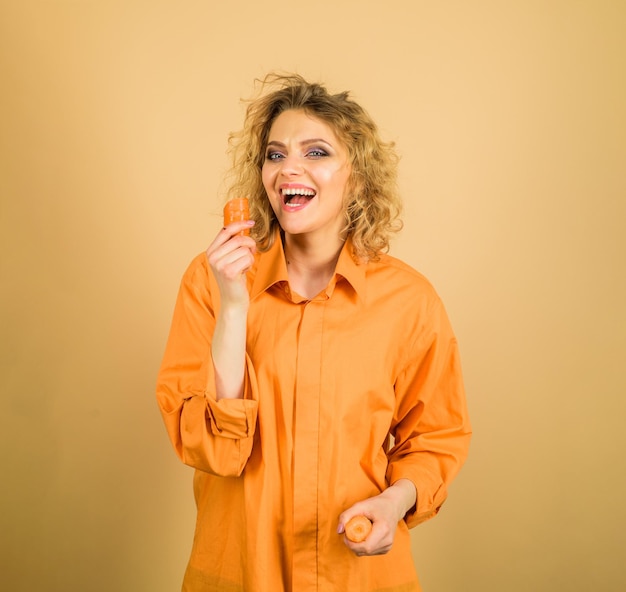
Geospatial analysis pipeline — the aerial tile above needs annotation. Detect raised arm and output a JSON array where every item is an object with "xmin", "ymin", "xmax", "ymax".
[
  {"xmin": 156, "ymin": 219, "xmax": 258, "ymax": 477},
  {"xmin": 206, "ymin": 220, "xmax": 256, "ymax": 400}
]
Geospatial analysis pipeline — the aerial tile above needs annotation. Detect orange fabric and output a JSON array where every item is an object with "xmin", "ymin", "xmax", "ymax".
[{"xmin": 156, "ymin": 236, "xmax": 471, "ymax": 591}]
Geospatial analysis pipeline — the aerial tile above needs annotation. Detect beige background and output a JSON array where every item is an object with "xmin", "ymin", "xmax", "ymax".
[{"xmin": 1, "ymin": 1, "xmax": 624, "ymax": 590}]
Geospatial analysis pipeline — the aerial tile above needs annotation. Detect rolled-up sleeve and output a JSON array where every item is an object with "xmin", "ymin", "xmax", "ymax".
[{"xmin": 156, "ymin": 254, "xmax": 259, "ymax": 477}]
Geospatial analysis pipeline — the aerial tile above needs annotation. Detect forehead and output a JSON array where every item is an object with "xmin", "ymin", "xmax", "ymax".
[{"xmin": 267, "ymin": 109, "xmax": 344, "ymax": 145}]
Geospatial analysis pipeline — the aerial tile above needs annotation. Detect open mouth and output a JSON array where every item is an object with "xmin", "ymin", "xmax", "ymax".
[{"xmin": 281, "ymin": 187, "xmax": 317, "ymax": 206}]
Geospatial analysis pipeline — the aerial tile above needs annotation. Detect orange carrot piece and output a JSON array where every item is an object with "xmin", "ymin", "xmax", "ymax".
[
  {"xmin": 344, "ymin": 515, "xmax": 372, "ymax": 543},
  {"xmin": 223, "ymin": 197, "xmax": 250, "ymax": 236}
]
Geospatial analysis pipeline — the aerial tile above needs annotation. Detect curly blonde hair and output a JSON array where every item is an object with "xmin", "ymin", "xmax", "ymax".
[{"xmin": 225, "ymin": 73, "xmax": 402, "ymax": 260}]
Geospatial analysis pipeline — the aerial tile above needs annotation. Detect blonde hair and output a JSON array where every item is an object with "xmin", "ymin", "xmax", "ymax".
[{"xmin": 225, "ymin": 73, "xmax": 402, "ymax": 260}]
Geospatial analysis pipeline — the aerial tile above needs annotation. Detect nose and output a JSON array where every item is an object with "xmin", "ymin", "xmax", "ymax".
[{"xmin": 279, "ymin": 153, "xmax": 303, "ymax": 177}]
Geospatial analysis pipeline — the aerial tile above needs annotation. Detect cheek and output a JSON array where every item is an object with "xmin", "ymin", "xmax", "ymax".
[
  {"xmin": 329, "ymin": 167, "xmax": 351, "ymax": 197},
  {"xmin": 261, "ymin": 165, "xmax": 272, "ymax": 192},
  {"xmin": 316, "ymin": 163, "xmax": 345, "ymax": 186},
  {"xmin": 261, "ymin": 167, "xmax": 281, "ymax": 215}
]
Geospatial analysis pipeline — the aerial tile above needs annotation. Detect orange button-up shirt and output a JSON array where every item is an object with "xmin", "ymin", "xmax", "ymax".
[{"xmin": 156, "ymin": 236, "xmax": 471, "ymax": 592}]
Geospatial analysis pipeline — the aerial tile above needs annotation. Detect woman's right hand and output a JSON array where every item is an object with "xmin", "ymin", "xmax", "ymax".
[
  {"xmin": 207, "ymin": 219, "xmax": 256, "ymax": 400},
  {"xmin": 206, "ymin": 220, "xmax": 256, "ymax": 308}
]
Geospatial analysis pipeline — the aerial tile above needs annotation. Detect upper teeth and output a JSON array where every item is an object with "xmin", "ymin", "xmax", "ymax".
[{"xmin": 282, "ymin": 188, "xmax": 315, "ymax": 196}]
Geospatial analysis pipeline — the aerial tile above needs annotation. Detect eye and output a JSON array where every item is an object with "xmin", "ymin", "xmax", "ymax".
[
  {"xmin": 306, "ymin": 148, "xmax": 328, "ymax": 159},
  {"xmin": 265, "ymin": 151, "xmax": 284, "ymax": 161}
]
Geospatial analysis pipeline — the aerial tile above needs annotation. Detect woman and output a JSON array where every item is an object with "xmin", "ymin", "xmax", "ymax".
[{"xmin": 156, "ymin": 73, "xmax": 471, "ymax": 591}]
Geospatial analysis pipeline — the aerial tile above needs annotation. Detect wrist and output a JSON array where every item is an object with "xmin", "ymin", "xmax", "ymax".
[
  {"xmin": 219, "ymin": 300, "xmax": 250, "ymax": 320},
  {"xmin": 381, "ymin": 479, "xmax": 417, "ymax": 521}
]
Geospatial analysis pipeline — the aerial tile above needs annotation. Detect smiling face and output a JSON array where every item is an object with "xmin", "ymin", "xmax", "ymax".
[{"xmin": 261, "ymin": 109, "xmax": 352, "ymax": 244}]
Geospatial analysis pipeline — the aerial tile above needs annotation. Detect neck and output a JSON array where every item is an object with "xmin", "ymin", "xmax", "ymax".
[{"xmin": 283, "ymin": 234, "xmax": 345, "ymax": 299}]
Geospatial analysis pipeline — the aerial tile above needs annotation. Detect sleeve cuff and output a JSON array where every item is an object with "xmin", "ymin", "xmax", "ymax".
[
  {"xmin": 205, "ymin": 397, "xmax": 258, "ymax": 439},
  {"xmin": 387, "ymin": 465, "xmax": 448, "ymax": 527}
]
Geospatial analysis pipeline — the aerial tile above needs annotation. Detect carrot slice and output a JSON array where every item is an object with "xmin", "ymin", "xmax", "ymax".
[
  {"xmin": 344, "ymin": 515, "xmax": 372, "ymax": 543},
  {"xmin": 223, "ymin": 197, "xmax": 250, "ymax": 236}
]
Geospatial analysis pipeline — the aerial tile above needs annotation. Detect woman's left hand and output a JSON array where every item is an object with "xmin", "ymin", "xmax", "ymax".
[{"xmin": 337, "ymin": 479, "xmax": 416, "ymax": 556}]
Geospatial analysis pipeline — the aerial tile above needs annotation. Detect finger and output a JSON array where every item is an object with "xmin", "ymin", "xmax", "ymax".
[
  {"xmin": 337, "ymin": 503, "xmax": 370, "ymax": 531},
  {"xmin": 223, "ymin": 219, "xmax": 255, "ymax": 237},
  {"xmin": 207, "ymin": 235, "xmax": 256, "ymax": 268},
  {"xmin": 206, "ymin": 221, "xmax": 255, "ymax": 256},
  {"xmin": 346, "ymin": 537, "xmax": 392, "ymax": 557},
  {"xmin": 364, "ymin": 545, "xmax": 392, "ymax": 556},
  {"xmin": 212, "ymin": 249, "xmax": 255, "ymax": 279}
]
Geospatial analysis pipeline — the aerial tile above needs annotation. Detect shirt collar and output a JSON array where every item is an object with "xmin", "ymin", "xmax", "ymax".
[
  {"xmin": 249, "ymin": 232, "xmax": 366, "ymax": 301},
  {"xmin": 333, "ymin": 238, "xmax": 366, "ymax": 298},
  {"xmin": 248, "ymin": 234, "xmax": 289, "ymax": 300}
]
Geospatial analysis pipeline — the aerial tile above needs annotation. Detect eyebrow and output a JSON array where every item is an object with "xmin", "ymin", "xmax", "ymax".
[{"xmin": 266, "ymin": 138, "xmax": 333, "ymax": 149}]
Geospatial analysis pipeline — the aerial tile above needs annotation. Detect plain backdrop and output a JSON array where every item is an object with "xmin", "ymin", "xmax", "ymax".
[{"xmin": 1, "ymin": 1, "xmax": 624, "ymax": 590}]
